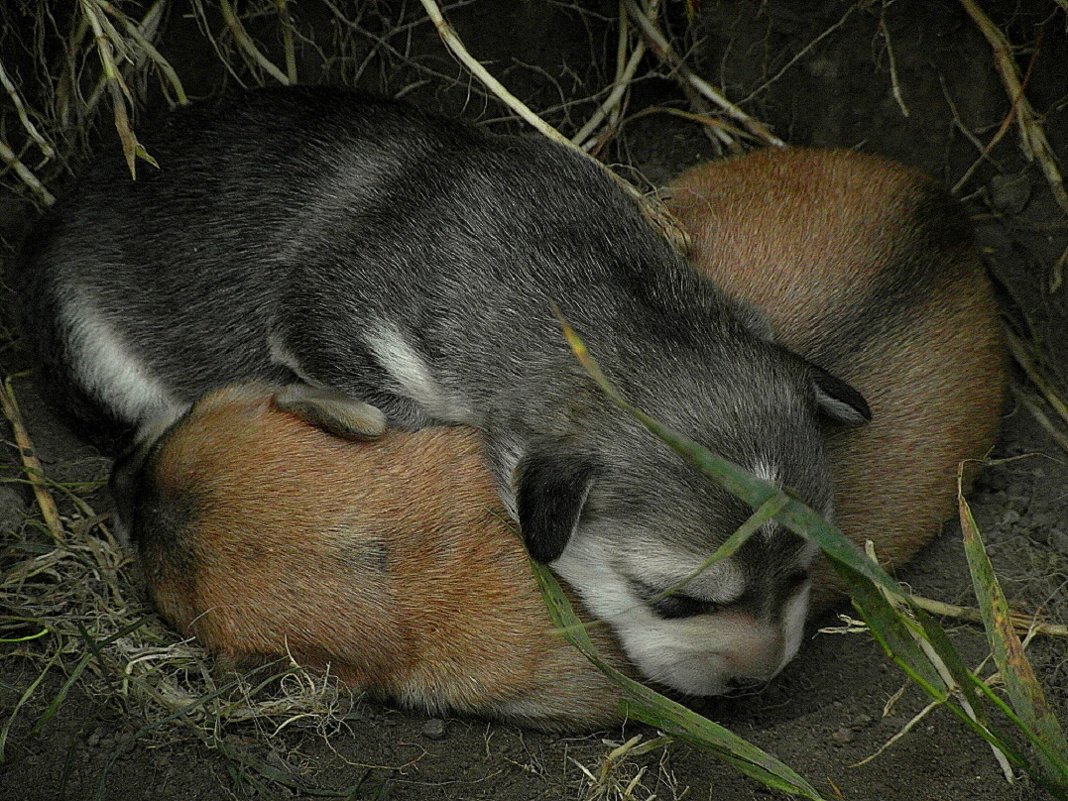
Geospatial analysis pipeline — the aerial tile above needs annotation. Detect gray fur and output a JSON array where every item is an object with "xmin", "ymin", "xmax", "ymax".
[{"xmin": 15, "ymin": 87, "xmax": 867, "ymax": 693}]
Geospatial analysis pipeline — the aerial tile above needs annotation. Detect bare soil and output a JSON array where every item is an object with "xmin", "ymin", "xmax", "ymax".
[{"xmin": 1, "ymin": 1, "xmax": 1066, "ymax": 800}]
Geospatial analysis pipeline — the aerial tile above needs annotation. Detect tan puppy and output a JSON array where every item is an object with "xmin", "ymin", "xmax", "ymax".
[
  {"xmin": 116, "ymin": 383, "xmax": 627, "ymax": 731},
  {"xmin": 667, "ymin": 148, "xmax": 1006, "ymax": 606}
]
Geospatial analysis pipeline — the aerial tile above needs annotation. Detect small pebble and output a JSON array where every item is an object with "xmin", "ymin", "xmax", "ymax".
[
  {"xmin": 831, "ymin": 727, "xmax": 853, "ymax": 745},
  {"xmin": 422, "ymin": 718, "xmax": 447, "ymax": 740},
  {"xmin": 988, "ymin": 173, "xmax": 1032, "ymax": 214},
  {"xmin": 1006, "ymin": 495, "xmax": 1029, "ymax": 515},
  {"xmin": 1048, "ymin": 529, "xmax": 1068, "ymax": 552},
  {"xmin": 1001, "ymin": 510, "xmax": 1021, "ymax": 527}
]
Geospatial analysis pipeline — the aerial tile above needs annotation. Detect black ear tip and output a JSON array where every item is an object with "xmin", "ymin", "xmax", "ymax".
[
  {"xmin": 515, "ymin": 447, "xmax": 598, "ymax": 563},
  {"xmin": 811, "ymin": 367, "xmax": 872, "ymax": 426},
  {"xmin": 524, "ymin": 532, "xmax": 569, "ymax": 564}
]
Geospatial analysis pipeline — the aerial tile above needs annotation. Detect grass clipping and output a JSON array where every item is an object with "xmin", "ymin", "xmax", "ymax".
[{"xmin": 546, "ymin": 314, "xmax": 1068, "ymax": 801}]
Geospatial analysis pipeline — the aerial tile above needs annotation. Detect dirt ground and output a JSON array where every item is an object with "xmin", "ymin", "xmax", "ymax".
[{"xmin": 2, "ymin": 1, "xmax": 1067, "ymax": 800}]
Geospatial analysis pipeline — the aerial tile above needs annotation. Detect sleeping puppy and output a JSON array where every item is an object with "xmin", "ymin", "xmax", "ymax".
[
  {"xmin": 113, "ymin": 382, "xmax": 627, "ymax": 732},
  {"xmin": 17, "ymin": 87, "xmax": 870, "ymax": 697},
  {"xmin": 667, "ymin": 147, "xmax": 1006, "ymax": 607}
]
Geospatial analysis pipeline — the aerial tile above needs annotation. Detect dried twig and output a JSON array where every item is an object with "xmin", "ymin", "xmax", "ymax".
[
  {"xmin": 417, "ymin": 0, "xmax": 691, "ymax": 253},
  {"xmin": 0, "ymin": 137, "xmax": 55, "ymax": 205},
  {"xmin": 0, "ymin": 58, "xmax": 55, "ymax": 158},
  {"xmin": 0, "ymin": 376, "xmax": 65, "ymax": 545},
  {"xmin": 622, "ymin": 0, "xmax": 784, "ymax": 147},
  {"xmin": 219, "ymin": 0, "xmax": 291, "ymax": 85},
  {"xmin": 959, "ymin": 0, "xmax": 1068, "ymax": 290}
]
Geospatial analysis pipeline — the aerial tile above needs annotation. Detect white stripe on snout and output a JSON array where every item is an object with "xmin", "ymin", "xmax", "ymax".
[
  {"xmin": 778, "ymin": 580, "xmax": 811, "ymax": 672},
  {"xmin": 63, "ymin": 298, "xmax": 180, "ymax": 425},
  {"xmin": 752, "ymin": 460, "xmax": 782, "ymax": 540},
  {"xmin": 367, "ymin": 321, "xmax": 471, "ymax": 422}
]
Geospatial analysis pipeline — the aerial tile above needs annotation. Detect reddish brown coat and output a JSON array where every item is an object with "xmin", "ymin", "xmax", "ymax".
[{"xmin": 136, "ymin": 384, "xmax": 626, "ymax": 730}]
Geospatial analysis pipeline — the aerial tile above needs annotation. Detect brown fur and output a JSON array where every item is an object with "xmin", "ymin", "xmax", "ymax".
[
  {"xmin": 131, "ymin": 384, "xmax": 627, "ymax": 731},
  {"xmin": 667, "ymin": 148, "xmax": 1007, "ymax": 606}
]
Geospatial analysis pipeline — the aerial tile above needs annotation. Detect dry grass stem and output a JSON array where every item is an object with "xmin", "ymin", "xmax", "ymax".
[
  {"xmin": 80, "ymin": 0, "xmax": 155, "ymax": 178},
  {"xmin": 219, "ymin": 0, "xmax": 292, "ymax": 85},
  {"xmin": 0, "ymin": 377, "xmax": 65, "ymax": 545},
  {"xmin": 851, "ymin": 697, "xmax": 941, "ymax": 768},
  {"xmin": 863, "ymin": 542, "xmax": 1015, "ymax": 781},
  {"xmin": 0, "ymin": 138, "xmax": 55, "ymax": 206},
  {"xmin": 274, "ymin": 0, "xmax": 299, "ymax": 84},
  {"xmin": 959, "ymin": 0, "xmax": 1068, "ymax": 242},
  {"xmin": 740, "ymin": 4, "xmax": 856, "ymax": 107},
  {"xmin": 99, "ymin": 0, "xmax": 188, "ymax": 105},
  {"xmin": 0, "ymin": 59, "xmax": 55, "ymax": 159},
  {"xmin": 572, "ymin": 26, "xmax": 646, "ymax": 148},
  {"xmin": 417, "ymin": 0, "xmax": 569, "ymax": 146},
  {"xmin": 1005, "ymin": 328, "xmax": 1068, "ymax": 433},
  {"xmin": 907, "ymin": 590, "xmax": 1068, "ymax": 639},
  {"xmin": 417, "ymin": 0, "xmax": 692, "ymax": 254},
  {"xmin": 878, "ymin": 2, "xmax": 909, "ymax": 117},
  {"xmin": 1015, "ymin": 388, "xmax": 1068, "ymax": 456},
  {"xmin": 622, "ymin": 0, "xmax": 783, "ymax": 147}
]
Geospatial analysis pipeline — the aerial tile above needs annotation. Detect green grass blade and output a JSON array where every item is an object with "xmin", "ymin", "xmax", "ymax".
[
  {"xmin": 832, "ymin": 560, "xmax": 948, "ymax": 695},
  {"xmin": 31, "ymin": 616, "xmax": 150, "ymax": 736},
  {"xmin": 0, "ymin": 649, "xmax": 60, "ymax": 763},
  {"xmin": 959, "ymin": 486, "xmax": 1068, "ymax": 789}
]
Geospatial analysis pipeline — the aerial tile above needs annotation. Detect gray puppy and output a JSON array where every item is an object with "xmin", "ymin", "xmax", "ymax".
[{"xmin": 16, "ymin": 86, "xmax": 869, "ymax": 695}]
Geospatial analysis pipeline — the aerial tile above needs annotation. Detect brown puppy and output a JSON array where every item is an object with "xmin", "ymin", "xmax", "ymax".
[
  {"xmin": 116, "ymin": 383, "xmax": 627, "ymax": 731},
  {"xmin": 667, "ymin": 148, "xmax": 1006, "ymax": 606}
]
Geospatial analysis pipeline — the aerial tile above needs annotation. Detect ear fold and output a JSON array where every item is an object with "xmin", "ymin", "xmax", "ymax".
[
  {"xmin": 809, "ymin": 365, "xmax": 872, "ymax": 426},
  {"xmin": 514, "ymin": 447, "xmax": 599, "ymax": 563},
  {"xmin": 729, "ymin": 296, "xmax": 776, "ymax": 343},
  {"xmin": 273, "ymin": 384, "xmax": 387, "ymax": 439}
]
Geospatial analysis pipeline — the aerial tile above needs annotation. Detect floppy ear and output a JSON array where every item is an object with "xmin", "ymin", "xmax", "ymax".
[
  {"xmin": 514, "ymin": 447, "xmax": 599, "ymax": 563},
  {"xmin": 273, "ymin": 384, "xmax": 387, "ymax": 439},
  {"xmin": 809, "ymin": 365, "xmax": 872, "ymax": 426}
]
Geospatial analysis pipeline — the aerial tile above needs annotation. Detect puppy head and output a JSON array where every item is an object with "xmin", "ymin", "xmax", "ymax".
[{"xmin": 515, "ymin": 348, "xmax": 868, "ymax": 696}]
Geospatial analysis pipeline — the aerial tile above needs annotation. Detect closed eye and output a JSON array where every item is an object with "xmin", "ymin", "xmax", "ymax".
[
  {"xmin": 650, "ymin": 593, "xmax": 720, "ymax": 620},
  {"xmin": 782, "ymin": 570, "xmax": 810, "ymax": 594},
  {"xmin": 630, "ymin": 578, "xmax": 722, "ymax": 619}
]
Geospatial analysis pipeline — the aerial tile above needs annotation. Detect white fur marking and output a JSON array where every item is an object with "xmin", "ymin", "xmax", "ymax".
[
  {"xmin": 63, "ymin": 298, "xmax": 179, "ymax": 425},
  {"xmin": 778, "ymin": 581, "xmax": 811, "ymax": 672},
  {"xmin": 367, "ymin": 322, "xmax": 469, "ymax": 421},
  {"xmin": 753, "ymin": 459, "xmax": 783, "ymax": 540}
]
